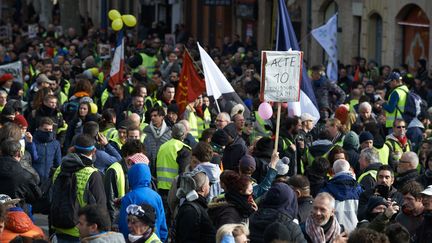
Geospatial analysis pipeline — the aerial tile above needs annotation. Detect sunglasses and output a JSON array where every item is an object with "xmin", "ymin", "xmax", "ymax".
[
  {"xmin": 126, "ymin": 204, "xmax": 146, "ymax": 217},
  {"xmin": 396, "ymin": 126, "xmax": 406, "ymax": 129}
]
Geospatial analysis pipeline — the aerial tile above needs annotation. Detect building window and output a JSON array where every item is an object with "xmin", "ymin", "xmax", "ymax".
[
  {"xmin": 368, "ymin": 13, "xmax": 383, "ymax": 65},
  {"xmin": 204, "ymin": 0, "xmax": 231, "ymax": 5}
]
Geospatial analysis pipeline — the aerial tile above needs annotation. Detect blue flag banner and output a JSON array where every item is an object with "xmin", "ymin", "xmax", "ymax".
[{"xmin": 277, "ymin": 0, "xmax": 320, "ymax": 123}]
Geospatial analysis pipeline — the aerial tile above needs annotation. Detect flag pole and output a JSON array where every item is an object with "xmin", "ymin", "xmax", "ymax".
[
  {"xmin": 184, "ymin": 47, "xmax": 204, "ymax": 76},
  {"xmin": 214, "ymin": 97, "xmax": 221, "ymax": 113},
  {"xmin": 274, "ymin": 102, "xmax": 281, "ymax": 153}
]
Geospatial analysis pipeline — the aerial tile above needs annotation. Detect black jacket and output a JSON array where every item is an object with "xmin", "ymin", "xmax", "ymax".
[
  {"xmin": 358, "ymin": 185, "xmax": 403, "ymax": 221},
  {"xmin": 104, "ymin": 160, "xmax": 129, "ymax": 222},
  {"xmin": 0, "ymin": 156, "xmax": 41, "ymax": 205},
  {"xmin": 57, "ymin": 153, "xmax": 107, "ymax": 209},
  {"xmin": 249, "ymin": 208, "xmax": 306, "ymax": 243},
  {"xmin": 412, "ymin": 212, "xmax": 432, "ymax": 243},
  {"xmin": 222, "ymin": 137, "xmax": 247, "ymax": 171},
  {"xmin": 417, "ymin": 170, "xmax": 432, "ymax": 188},
  {"xmin": 208, "ymin": 192, "xmax": 254, "ymax": 229},
  {"xmin": 175, "ymin": 195, "xmax": 216, "ymax": 243},
  {"xmin": 394, "ymin": 169, "xmax": 419, "ymax": 190}
]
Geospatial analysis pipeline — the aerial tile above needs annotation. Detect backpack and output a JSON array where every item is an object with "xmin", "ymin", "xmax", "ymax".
[
  {"xmin": 397, "ymin": 89, "xmax": 427, "ymax": 124},
  {"xmin": 50, "ymin": 171, "xmax": 80, "ymax": 229},
  {"xmin": 169, "ymin": 200, "xmax": 202, "ymax": 243}
]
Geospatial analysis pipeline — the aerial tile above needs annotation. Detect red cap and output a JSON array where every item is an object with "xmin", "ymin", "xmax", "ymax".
[
  {"xmin": 14, "ymin": 114, "xmax": 28, "ymax": 128},
  {"xmin": 0, "ymin": 73, "xmax": 13, "ymax": 84}
]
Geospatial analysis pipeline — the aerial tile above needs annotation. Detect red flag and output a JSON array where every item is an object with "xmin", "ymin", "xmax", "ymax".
[
  {"xmin": 175, "ymin": 51, "xmax": 206, "ymax": 116},
  {"xmin": 353, "ymin": 66, "xmax": 360, "ymax": 82}
]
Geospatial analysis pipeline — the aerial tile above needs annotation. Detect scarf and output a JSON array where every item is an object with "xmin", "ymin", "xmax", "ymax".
[
  {"xmin": 397, "ymin": 135, "xmax": 407, "ymax": 146},
  {"xmin": 305, "ymin": 216, "xmax": 341, "ymax": 243},
  {"xmin": 149, "ymin": 120, "xmax": 168, "ymax": 139},
  {"xmin": 225, "ymin": 191, "xmax": 255, "ymax": 218}
]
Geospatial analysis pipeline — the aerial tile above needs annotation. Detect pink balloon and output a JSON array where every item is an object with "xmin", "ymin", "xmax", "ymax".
[{"xmin": 258, "ymin": 102, "xmax": 273, "ymax": 120}]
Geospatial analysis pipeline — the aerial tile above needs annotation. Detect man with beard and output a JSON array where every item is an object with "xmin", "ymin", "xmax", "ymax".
[
  {"xmin": 301, "ymin": 192, "xmax": 347, "ymax": 243},
  {"xmin": 124, "ymin": 94, "xmax": 146, "ymax": 130},
  {"xmin": 395, "ymin": 181, "xmax": 424, "ymax": 236},
  {"xmin": 358, "ymin": 165, "xmax": 403, "ymax": 221}
]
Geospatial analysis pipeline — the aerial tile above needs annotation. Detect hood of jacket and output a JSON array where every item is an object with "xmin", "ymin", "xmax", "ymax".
[
  {"xmin": 309, "ymin": 139, "xmax": 333, "ymax": 157},
  {"xmin": 128, "ymin": 163, "xmax": 151, "ymax": 189},
  {"xmin": 343, "ymin": 131, "xmax": 359, "ymax": 151},
  {"xmin": 60, "ymin": 153, "xmax": 88, "ymax": 173},
  {"xmin": 195, "ymin": 162, "xmax": 220, "ymax": 184},
  {"xmin": 323, "ymin": 173, "xmax": 362, "ymax": 201},
  {"xmin": 261, "ymin": 182, "xmax": 298, "ymax": 217}
]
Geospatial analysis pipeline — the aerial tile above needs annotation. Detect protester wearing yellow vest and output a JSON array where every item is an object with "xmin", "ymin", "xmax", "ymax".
[
  {"xmin": 51, "ymin": 135, "xmax": 106, "ymax": 241},
  {"xmin": 156, "ymin": 123, "xmax": 191, "ymax": 193},
  {"xmin": 184, "ymin": 103, "xmax": 200, "ymax": 140},
  {"xmin": 359, "ymin": 131, "xmax": 390, "ymax": 166},
  {"xmin": 358, "ymin": 147, "xmax": 382, "ymax": 191},
  {"xmin": 382, "ymin": 72, "xmax": 409, "ymax": 129},
  {"xmin": 104, "ymin": 140, "xmax": 148, "ymax": 222},
  {"xmin": 385, "ymin": 119, "xmax": 411, "ymax": 170}
]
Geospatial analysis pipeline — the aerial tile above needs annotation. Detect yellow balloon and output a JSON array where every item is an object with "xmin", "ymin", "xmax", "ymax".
[
  {"xmin": 112, "ymin": 18, "xmax": 123, "ymax": 31},
  {"xmin": 108, "ymin": 9, "xmax": 121, "ymax": 21},
  {"xmin": 121, "ymin": 15, "xmax": 137, "ymax": 27}
]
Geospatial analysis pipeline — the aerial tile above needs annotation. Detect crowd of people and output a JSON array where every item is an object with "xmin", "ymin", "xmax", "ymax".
[{"xmin": 0, "ymin": 14, "xmax": 431, "ymax": 243}]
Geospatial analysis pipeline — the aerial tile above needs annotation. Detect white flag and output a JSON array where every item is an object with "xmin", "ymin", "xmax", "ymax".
[
  {"xmin": 311, "ymin": 13, "xmax": 338, "ymax": 82},
  {"xmin": 197, "ymin": 42, "xmax": 235, "ymax": 100}
]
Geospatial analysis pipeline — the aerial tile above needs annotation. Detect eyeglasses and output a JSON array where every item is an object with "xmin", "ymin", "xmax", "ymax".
[
  {"xmin": 216, "ymin": 119, "xmax": 226, "ymax": 123},
  {"xmin": 399, "ymin": 160, "xmax": 410, "ymax": 164},
  {"xmin": 126, "ymin": 204, "xmax": 146, "ymax": 217}
]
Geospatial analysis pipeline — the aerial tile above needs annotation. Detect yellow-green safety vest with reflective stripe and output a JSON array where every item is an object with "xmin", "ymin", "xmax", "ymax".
[
  {"xmin": 203, "ymin": 107, "xmax": 211, "ymax": 129},
  {"xmin": 281, "ymin": 137, "xmax": 306, "ymax": 174},
  {"xmin": 196, "ymin": 116, "xmax": 205, "ymax": 140},
  {"xmin": 144, "ymin": 232, "xmax": 162, "ymax": 243},
  {"xmin": 62, "ymin": 79, "xmax": 71, "ymax": 96},
  {"xmin": 139, "ymin": 53, "xmax": 158, "ymax": 78},
  {"xmin": 156, "ymin": 139, "xmax": 191, "ymax": 190},
  {"xmin": 358, "ymin": 169, "xmax": 378, "ymax": 183},
  {"xmin": 110, "ymin": 136, "xmax": 124, "ymax": 150},
  {"xmin": 348, "ymin": 99, "xmax": 359, "ymax": 112},
  {"xmin": 187, "ymin": 111, "xmax": 199, "ymax": 139},
  {"xmin": 58, "ymin": 91, "xmax": 68, "ymax": 105},
  {"xmin": 385, "ymin": 139, "xmax": 411, "ymax": 155},
  {"xmin": 102, "ymin": 127, "xmax": 118, "ymax": 141},
  {"xmin": 376, "ymin": 144, "xmax": 390, "ymax": 165},
  {"xmin": 255, "ymin": 111, "xmax": 271, "ymax": 136},
  {"xmin": 106, "ymin": 162, "xmax": 125, "ymax": 197},
  {"xmin": 52, "ymin": 165, "xmax": 98, "ymax": 237},
  {"xmin": 101, "ymin": 89, "xmax": 110, "ymax": 108},
  {"xmin": 385, "ymin": 85, "xmax": 408, "ymax": 128}
]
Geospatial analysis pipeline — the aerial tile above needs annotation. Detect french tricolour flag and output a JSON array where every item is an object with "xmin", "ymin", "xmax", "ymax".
[
  {"xmin": 109, "ymin": 30, "xmax": 125, "ymax": 88},
  {"xmin": 277, "ymin": 0, "xmax": 320, "ymax": 123}
]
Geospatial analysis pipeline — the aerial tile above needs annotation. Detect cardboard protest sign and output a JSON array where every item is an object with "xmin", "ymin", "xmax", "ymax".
[
  {"xmin": 0, "ymin": 61, "xmax": 23, "ymax": 83},
  {"xmin": 260, "ymin": 50, "xmax": 303, "ymax": 102}
]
